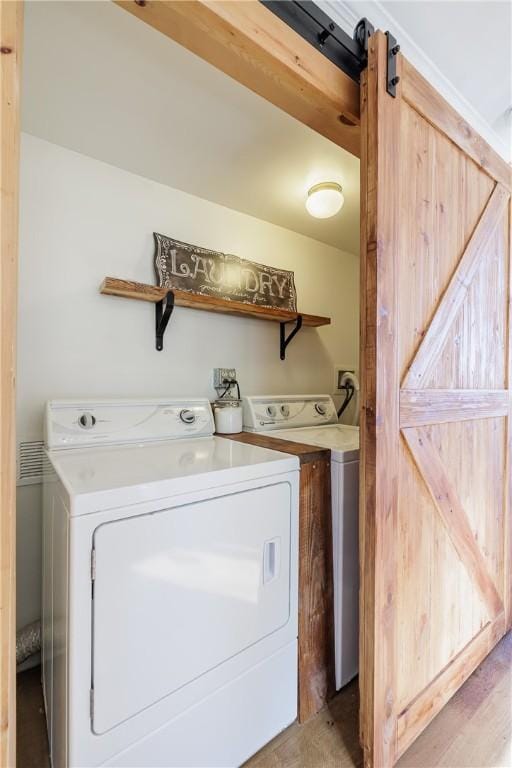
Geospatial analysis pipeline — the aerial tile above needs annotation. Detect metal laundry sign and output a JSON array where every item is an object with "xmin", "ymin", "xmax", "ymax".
[{"xmin": 153, "ymin": 232, "xmax": 297, "ymax": 311}]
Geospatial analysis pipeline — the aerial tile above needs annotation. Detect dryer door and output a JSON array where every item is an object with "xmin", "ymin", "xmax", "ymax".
[{"xmin": 91, "ymin": 482, "xmax": 292, "ymax": 734}]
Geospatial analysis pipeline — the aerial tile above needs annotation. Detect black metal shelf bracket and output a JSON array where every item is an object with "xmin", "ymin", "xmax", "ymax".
[
  {"xmin": 155, "ymin": 290, "xmax": 175, "ymax": 351},
  {"xmin": 280, "ymin": 315, "xmax": 303, "ymax": 360}
]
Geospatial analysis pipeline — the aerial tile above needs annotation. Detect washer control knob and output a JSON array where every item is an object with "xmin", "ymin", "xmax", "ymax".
[
  {"xmin": 78, "ymin": 412, "xmax": 96, "ymax": 430},
  {"xmin": 315, "ymin": 402, "xmax": 327, "ymax": 416},
  {"xmin": 266, "ymin": 405, "xmax": 277, "ymax": 418},
  {"xmin": 280, "ymin": 404, "xmax": 290, "ymax": 417},
  {"xmin": 180, "ymin": 409, "xmax": 196, "ymax": 424}
]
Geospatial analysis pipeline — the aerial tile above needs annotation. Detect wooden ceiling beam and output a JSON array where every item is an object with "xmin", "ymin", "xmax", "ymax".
[{"xmin": 115, "ymin": 0, "xmax": 361, "ymax": 157}]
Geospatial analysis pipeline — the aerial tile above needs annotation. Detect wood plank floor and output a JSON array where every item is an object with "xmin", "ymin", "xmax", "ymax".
[
  {"xmin": 16, "ymin": 664, "xmax": 50, "ymax": 768},
  {"xmin": 17, "ymin": 632, "xmax": 511, "ymax": 768},
  {"xmin": 246, "ymin": 631, "xmax": 512, "ymax": 768}
]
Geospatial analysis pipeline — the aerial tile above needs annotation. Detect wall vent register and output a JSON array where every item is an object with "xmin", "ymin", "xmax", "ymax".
[{"xmin": 17, "ymin": 439, "xmax": 46, "ymax": 485}]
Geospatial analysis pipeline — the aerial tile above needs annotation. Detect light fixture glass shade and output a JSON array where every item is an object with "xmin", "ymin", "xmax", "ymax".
[{"xmin": 306, "ymin": 182, "xmax": 344, "ymax": 219}]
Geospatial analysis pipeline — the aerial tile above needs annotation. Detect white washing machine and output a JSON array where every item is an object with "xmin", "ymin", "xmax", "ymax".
[
  {"xmin": 42, "ymin": 398, "xmax": 299, "ymax": 768},
  {"xmin": 243, "ymin": 395, "xmax": 359, "ymax": 690}
]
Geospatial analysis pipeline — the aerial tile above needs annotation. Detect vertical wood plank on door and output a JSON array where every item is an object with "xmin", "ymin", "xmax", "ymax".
[
  {"xmin": 358, "ymin": 58, "xmax": 370, "ymax": 755},
  {"xmin": 0, "ymin": 3, "xmax": 22, "ymax": 766},
  {"xmin": 359, "ymin": 31, "xmax": 401, "ymax": 768},
  {"xmin": 506, "ymin": 198, "xmax": 512, "ymax": 631}
]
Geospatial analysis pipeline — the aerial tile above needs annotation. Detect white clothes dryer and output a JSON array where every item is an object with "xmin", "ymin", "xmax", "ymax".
[{"xmin": 42, "ymin": 398, "xmax": 299, "ymax": 767}]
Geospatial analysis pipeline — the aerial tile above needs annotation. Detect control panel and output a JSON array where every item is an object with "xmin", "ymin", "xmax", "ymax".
[
  {"xmin": 242, "ymin": 395, "xmax": 337, "ymax": 432},
  {"xmin": 45, "ymin": 399, "xmax": 215, "ymax": 449}
]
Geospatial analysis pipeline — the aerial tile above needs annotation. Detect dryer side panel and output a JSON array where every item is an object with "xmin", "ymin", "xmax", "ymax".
[{"xmin": 42, "ymin": 474, "xmax": 70, "ymax": 768}]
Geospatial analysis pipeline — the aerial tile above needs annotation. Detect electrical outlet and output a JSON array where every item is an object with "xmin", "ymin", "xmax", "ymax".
[
  {"xmin": 213, "ymin": 368, "xmax": 237, "ymax": 389},
  {"xmin": 334, "ymin": 365, "xmax": 355, "ymax": 392}
]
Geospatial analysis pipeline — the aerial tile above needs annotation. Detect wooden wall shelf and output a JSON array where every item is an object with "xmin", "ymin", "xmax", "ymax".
[{"xmin": 100, "ymin": 277, "xmax": 331, "ymax": 357}]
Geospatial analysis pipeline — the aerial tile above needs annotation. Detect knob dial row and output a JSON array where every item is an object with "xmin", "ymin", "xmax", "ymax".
[
  {"xmin": 78, "ymin": 412, "xmax": 96, "ymax": 429},
  {"xmin": 179, "ymin": 409, "xmax": 196, "ymax": 424},
  {"xmin": 265, "ymin": 404, "xmax": 292, "ymax": 418}
]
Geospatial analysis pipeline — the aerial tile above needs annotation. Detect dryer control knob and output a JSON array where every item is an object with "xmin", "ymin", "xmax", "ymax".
[
  {"xmin": 266, "ymin": 405, "xmax": 277, "ymax": 418},
  {"xmin": 78, "ymin": 412, "xmax": 96, "ymax": 429},
  {"xmin": 280, "ymin": 404, "xmax": 290, "ymax": 417},
  {"xmin": 180, "ymin": 409, "xmax": 196, "ymax": 424},
  {"xmin": 315, "ymin": 402, "xmax": 327, "ymax": 416}
]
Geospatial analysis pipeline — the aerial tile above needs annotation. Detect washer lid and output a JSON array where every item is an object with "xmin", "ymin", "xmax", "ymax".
[{"xmin": 46, "ymin": 436, "xmax": 299, "ymax": 513}]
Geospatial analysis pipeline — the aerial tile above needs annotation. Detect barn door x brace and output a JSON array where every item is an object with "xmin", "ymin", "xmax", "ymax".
[{"xmin": 262, "ymin": 1, "xmax": 400, "ymax": 97}]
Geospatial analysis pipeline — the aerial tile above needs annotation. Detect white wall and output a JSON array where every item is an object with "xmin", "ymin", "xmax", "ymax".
[
  {"xmin": 16, "ymin": 133, "xmax": 359, "ymax": 629},
  {"xmin": 22, "ymin": 0, "xmax": 361, "ymax": 255}
]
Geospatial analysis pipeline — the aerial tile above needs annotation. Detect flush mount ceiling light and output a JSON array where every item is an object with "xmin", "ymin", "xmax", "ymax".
[{"xmin": 305, "ymin": 182, "xmax": 344, "ymax": 219}]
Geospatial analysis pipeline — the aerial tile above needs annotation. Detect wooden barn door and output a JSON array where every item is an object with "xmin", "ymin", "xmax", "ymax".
[{"xmin": 359, "ymin": 31, "xmax": 512, "ymax": 768}]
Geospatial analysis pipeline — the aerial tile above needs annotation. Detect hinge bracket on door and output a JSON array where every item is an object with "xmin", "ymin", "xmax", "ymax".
[{"xmin": 386, "ymin": 31, "xmax": 400, "ymax": 97}]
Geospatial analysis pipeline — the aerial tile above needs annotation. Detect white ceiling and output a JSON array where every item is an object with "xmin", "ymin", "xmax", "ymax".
[
  {"xmin": 383, "ymin": 1, "xmax": 512, "ymax": 149},
  {"xmin": 330, "ymin": 0, "xmax": 512, "ymax": 158},
  {"xmin": 21, "ymin": 1, "xmax": 360, "ymax": 254}
]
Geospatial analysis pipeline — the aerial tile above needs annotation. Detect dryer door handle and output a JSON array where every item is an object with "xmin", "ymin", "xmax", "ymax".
[{"xmin": 263, "ymin": 538, "xmax": 281, "ymax": 584}]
